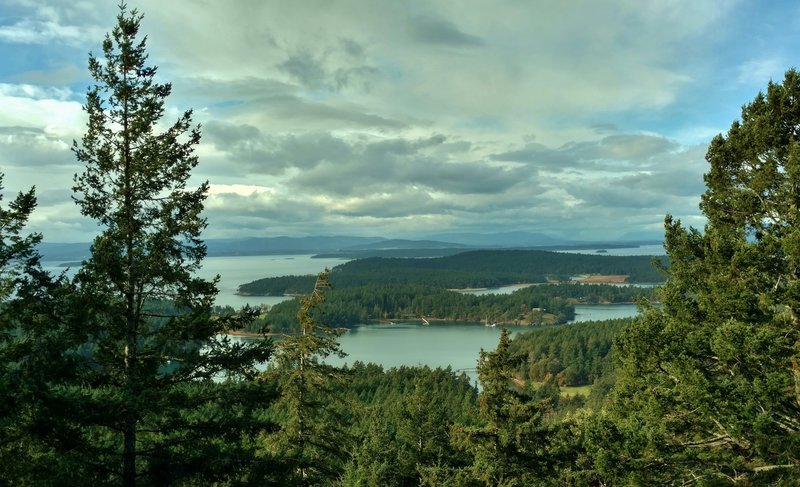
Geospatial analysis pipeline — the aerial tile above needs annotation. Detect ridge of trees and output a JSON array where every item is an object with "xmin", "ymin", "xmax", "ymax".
[{"xmin": 510, "ymin": 318, "xmax": 625, "ymax": 388}]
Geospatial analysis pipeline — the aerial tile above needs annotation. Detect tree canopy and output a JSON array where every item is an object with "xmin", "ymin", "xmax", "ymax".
[{"xmin": 611, "ymin": 69, "xmax": 800, "ymax": 484}]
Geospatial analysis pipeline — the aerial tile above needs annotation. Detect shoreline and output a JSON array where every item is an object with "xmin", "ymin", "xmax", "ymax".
[
  {"xmin": 571, "ymin": 274, "xmax": 629, "ymax": 284},
  {"xmin": 227, "ymin": 329, "xmax": 277, "ymax": 338},
  {"xmin": 449, "ymin": 283, "xmax": 535, "ymax": 293}
]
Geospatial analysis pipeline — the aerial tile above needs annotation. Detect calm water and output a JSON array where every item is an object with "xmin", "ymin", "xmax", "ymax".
[
  {"xmin": 572, "ymin": 303, "xmax": 639, "ymax": 322},
  {"xmin": 195, "ymin": 255, "xmax": 347, "ymax": 308},
  {"xmin": 328, "ymin": 302, "xmax": 637, "ymax": 373},
  {"xmin": 557, "ymin": 243, "xmax": 665, "ymax": 256},
  {"xmin": 42, "ymin": 254, "xmax": 347, "ymax": 308},
  {"xmin": 45, "ymin": 254, "xmax": 640, "ymax": 375}
]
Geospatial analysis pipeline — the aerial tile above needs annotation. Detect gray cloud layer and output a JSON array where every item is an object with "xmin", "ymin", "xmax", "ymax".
[{"xmin": 0, "ymin": 0, "xmax": 768, "ymax": 241}]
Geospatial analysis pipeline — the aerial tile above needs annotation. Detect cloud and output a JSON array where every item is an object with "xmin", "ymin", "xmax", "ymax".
[
  {"xmin": 203, "ymin": 122, "xmax": 354, "ymax": 174},
  {"xmin": 255, "ymin": 95, "xmax": 407, "ymax": 129},
  {"xmin": 737, "ymin": 57, "xmax": 784, "ymax": 86},
  {"xmin": 0, "ymin": 1, "xmax": 108, "ymax": 46},
  {"xmin": 409, "ymin": 15, "xmax": 485, "ymax": 47},
  {"xmin": 0, "ymin": 125, "xmax": 76, "ymax": 169},
  {"xmin": 491, "ymin": 133, "xmax": 679, "ymax": 171},
  {"xmin": 0, "ymin": 83, "xmax": 74, "ymax": 101},
  {"xmin": 0, "ymin": 85, "xmax": 84, "ymax": 141},
  {"xmin": 0, "ymin": 0, "xmax": 753, "ymax": 242},
  {"xmin": 283, "ymin": 133, "xmax": 527, "ymax": 196},
  {"xmin": 207, "ymin": 184, "xmax": 273, "ymax": 197},
  {"xmin": 0, "ymin": 18, "xmax": 87, "ymax": 45},
  {"xmin": 10, "ymin": 64, "xmax": 84, "ymax": 85},
  {"xmin": 278, "ymin": 50, "xmax": 329, "ymax": 89}
]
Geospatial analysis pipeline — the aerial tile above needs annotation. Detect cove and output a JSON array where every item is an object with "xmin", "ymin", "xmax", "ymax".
[{"xmin": 328, "ymin": 303, "xmax": 638, "ymax": 376}]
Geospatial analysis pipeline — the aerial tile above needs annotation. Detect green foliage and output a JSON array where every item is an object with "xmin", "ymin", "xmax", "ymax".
[
  {"xmin": 4, "ymin": 6, "xmax": 275, "ymax": 486},
  {"xmin": 610, "ymin": 69, "xmax": 800, "ymax": 484},
  {"xmin": 238, "ymin": 250, "xmax": 667, "ymax": 296},
  {"xmin": 339, "ymin": 364, "xmax": 478, "ymax": 486},
  {"xmin": 429, "ymin": 330, "xmax": 558, "ymax": 486},
  {"xmin": 510, "ymin": 318, "xmax": 628, "ymax": 387},
  {"xmin": 0, "ymin": 176, "xmax": 60, "ymax": 486},
  {"xmin": 262, "ymin": 270, "xmax": 350, "ymax": 485},
  {"xmin": 259, "ymin": 283, "xmax": 651, "ymax": 332}
]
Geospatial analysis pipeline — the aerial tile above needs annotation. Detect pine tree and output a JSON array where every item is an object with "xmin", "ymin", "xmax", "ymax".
[
  {"xmin": 437, "ymin": 329, "xmax": 554, "ymax": 486},
  {"xmin": 264, "ymin": 269, "xmax": 350, "ymax": 485},
  {"xmin": 0, "ymin": 175, "xmax": 50, "ymax": 484},
  {"xmin": 61, "ymin": 5, "xmax": 273, "ymax": 485},
  {"xmin": 612, "ymin": 69, "xmax": 800, "ymax": 484},
  {"xmin": 397, "ymin": 369, "xmax": 452, "ymax": 472}
]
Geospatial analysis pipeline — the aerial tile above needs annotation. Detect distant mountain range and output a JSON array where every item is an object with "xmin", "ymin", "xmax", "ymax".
[
  {"xmin": 37, "ymin": 232, "xmax": 662, "ymax": 261},
  {"xmin": 343, "ymin": 239, "xmax": 473, "ymax": 251},
  {"xmin": 423, "ymin": 231, "xmax": 566, "ymax": 247},
  {"xmin": 203, "ymin": 236, "xmax": 385, "ymax": 256}
]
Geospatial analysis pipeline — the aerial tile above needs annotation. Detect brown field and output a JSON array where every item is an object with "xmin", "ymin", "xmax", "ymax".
[{"xmin": 574, "ymin": 274, "xmax": 629, "ymax": 284}]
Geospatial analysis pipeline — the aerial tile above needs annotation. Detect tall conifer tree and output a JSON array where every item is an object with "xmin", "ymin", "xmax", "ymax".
[
  {"xmin": 66, "ymin": 5, "xmax": 272, "ymax": 485},
  {"xmin": 264, "ymin": 270, "xmax": 349, "ymax": 485},
  {"xmin": 612, "ymin": 69, "xmax": 800, "ymax": 484},
  {"xmin": 430, "ymin": 329, "xmax": 554, "ymax": 486},
  {"xmin": 0, "ymin": 176, "xmax": 50, "ymax": 484}
]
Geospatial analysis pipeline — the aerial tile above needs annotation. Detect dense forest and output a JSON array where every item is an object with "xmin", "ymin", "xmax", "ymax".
[
  {"xmin": 510, "ymin": 318, "xmax": 624, "ymax": 387},
  {"xmin": 238, "ymin": 249, "xmax": 667, "ymax": 296},
  {"xmin": 254, "ymin": 282, "xmax": 653, "ymax": 332},
  {"xmin": 2, "ymin": 7, "xmax": 800, "ymax": 486}
]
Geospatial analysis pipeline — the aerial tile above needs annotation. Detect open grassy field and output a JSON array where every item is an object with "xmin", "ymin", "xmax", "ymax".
[{"xmin": 559, "ymin": 384, "xmax": 593, "ymax": 397}]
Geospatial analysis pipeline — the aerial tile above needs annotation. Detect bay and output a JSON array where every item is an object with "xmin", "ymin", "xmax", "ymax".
[
  {"xmin": 326, "ymin": 322, "xmax": 530, "ymax": 379},
  {"xmin": 572, "ymin": 303, "xmax": 639, "ymax": 322},
  {"xmin": 45, "ymin": 254, "xmax": 641, "ymax": 377},
  {"xmin": 195, "ymin": 255, "xmax": 348, "ymax": 308}
]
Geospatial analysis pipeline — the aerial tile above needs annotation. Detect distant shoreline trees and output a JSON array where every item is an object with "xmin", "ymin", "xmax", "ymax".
[{"xmin": 257, "ymin": 282, "xmax": 652, "ymax": 332}]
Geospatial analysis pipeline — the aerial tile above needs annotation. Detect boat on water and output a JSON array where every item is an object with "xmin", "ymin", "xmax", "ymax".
[{"xmin": 421, "ymin": 317, "xmax": 430, "ymax": 325}]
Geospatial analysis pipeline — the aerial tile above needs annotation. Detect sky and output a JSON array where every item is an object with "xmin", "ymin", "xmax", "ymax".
[{"xmin": 0, "ymin": 0, "xmax": 798, "ymax": 243}]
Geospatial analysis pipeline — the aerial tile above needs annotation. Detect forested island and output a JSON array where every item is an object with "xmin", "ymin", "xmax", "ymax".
[
  {"xmin": 238, "ymin": 249, "xmax": 666, "ymax": 296},
  {"xmin": 240, "ymin": 282, "xmax": 653, "ymax": 332}
]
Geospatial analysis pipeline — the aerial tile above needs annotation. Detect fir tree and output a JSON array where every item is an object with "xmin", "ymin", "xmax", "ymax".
[
  {"xmin": 57, "ymin": 5, "xmax": 273, "ymax": 485},
  {"xmin": 0, "ymin": 175, "xmax": 51, "ymax": 484},
  {"xmin": 432, "ymin": 329, "xmax": 554, "ymax": 486},
  {"xmin": 263, "ymin": 269, "xmax": 350, "ymax": 485},
  {"xmin": 612, "ymin": 69, "xmax": 800, "ymax": 484}
]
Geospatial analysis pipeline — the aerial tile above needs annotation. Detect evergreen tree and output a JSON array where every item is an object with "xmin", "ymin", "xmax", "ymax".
[
  {"xmin": 397, "ymin": 369, "xmax": 453, "ymax": 473},
  {"xmin": 0, "ymin": 176, "xmax": 51, "ymax": 484},
  {"xmin": 54, "ymin": 5, "xmax": 273, "ymax": 485},
  {"xmin": 264, "ymin": 270, "xmax": 350, "ymax": 485},
  {"xmin": 433, "ymin": 329, "xmax": 555, "ymax": 486},
  {"xmin": 612, "ymin": 69, "xmax": 800, "ymax": 484}
]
